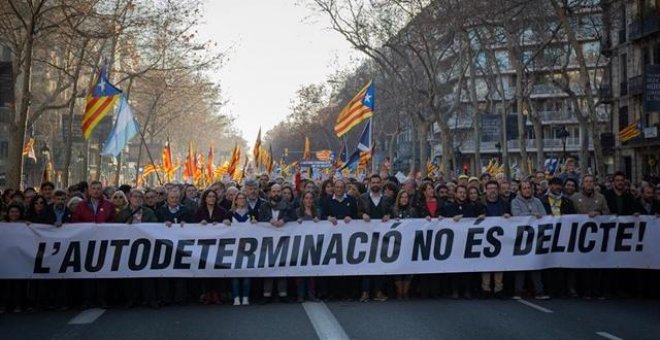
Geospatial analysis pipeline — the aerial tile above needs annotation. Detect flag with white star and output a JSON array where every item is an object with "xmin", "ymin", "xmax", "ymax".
[
  {"xmin": 334, "ymin": 80, "xmax": 374, "ymax": 137},
  {"xmin": 82, "ymin": 63, "xmax": 122, "ymax": 139}
]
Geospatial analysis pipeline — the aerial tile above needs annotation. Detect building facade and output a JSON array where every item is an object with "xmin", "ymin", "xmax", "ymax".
[{"xmin": 607, "ymin": 0, "xmax": 660, "ymax": 182}]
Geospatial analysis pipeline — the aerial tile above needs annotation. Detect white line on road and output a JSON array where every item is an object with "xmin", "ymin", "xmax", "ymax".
[
  {"xmin": 68, "ymin": 308, "xmax": 106, "ymax": 325},
  {"xmin": 302, "ymin": 302, "xmax": 350, "ymax": 340},
  {"xmin": 596, "ymin": 331, "xmax": 623, "ymax": 340},
  {"xmin": 516, "ymin": 299, "xmax": 554, "ymax": 313}
]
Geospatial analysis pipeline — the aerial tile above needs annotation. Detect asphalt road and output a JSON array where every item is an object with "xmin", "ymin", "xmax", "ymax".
[{"xmin": 1, "ymin": 298, "xmax": 659, "ymax": 340}]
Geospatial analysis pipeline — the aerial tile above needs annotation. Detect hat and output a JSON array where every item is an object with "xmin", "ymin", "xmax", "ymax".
[
  {"xmin": 468, "ymin": 177, "xmax": 479, "ymax": 182},
  {"xmin": 458, "ymin": 175, "xmax": 469, "ymax": 180}
]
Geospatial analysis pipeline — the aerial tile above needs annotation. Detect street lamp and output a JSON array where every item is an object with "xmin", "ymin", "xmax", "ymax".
[
  {"xmin": 558, "ymin": 126, "xmax": 570, "ymax": 160},
  {"xmin": 495, "ymin": 141, "xmax": 502, "ymax": 163}
]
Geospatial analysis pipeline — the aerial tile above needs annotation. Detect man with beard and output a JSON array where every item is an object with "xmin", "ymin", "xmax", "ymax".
[
  {"xmin": 481, "ymin": 181, "xmax": 510, "ymax": 299},
  {"xmin": 441, "ymin": 185, "xmax": 485, "ymax": 299},
  {"xmin": 511, "ymin": 180, "xmax": 549, "ymax": 300},
  {"xmin": 258, "ymin": 183, "xmax": 295, "ymax": 303},
  {"xmin": 358, "ymin": 175, "xmax": 393, "ymax": 302},
  {"xmin": 499, "ymin": 180, "xmax": 516, "ymax": 203},
  {"xmin": 604, "ymin": 171, "xmax": 637, "ymax": 297},
  {"xmin": 541, "ymin": 177, "xmax": 577, "ymax": 298},
  {"xmin": 563, "ymin": 178, "xmax": 578, "ymax": 198},
  {"xmin": 245, "ymin": 180, "xmax": 266, "ymax": 219},
  {"xmin": 635, "ymin": 185, "xmax": 660, "ymax": 216},
  {"xmin": 605, "ymin": 171, "xmax": 636, "ymax": 216}
]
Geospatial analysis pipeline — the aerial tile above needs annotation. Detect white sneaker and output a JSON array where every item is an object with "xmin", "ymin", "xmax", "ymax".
[
  {"xmin": 233, "ymin": 297, "xmax": 241, "ymax": 306},
  {"xmin": 242, "ymin": 297, "xmax": 249, "ymax": 306},
  {"xmin": 512, "ymin": 295, "xmax": 522, "ymax": 300}
]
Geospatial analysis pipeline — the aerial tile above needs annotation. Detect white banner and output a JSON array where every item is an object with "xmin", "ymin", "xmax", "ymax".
[{"xmin": 0, "ymin": 215, "xmax": 658, "ymax": 279}]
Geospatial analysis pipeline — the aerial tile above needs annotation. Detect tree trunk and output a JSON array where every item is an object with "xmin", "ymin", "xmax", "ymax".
[
  {"xmin": 527, "ymin": 102, "xmax": 545, "ymax": 170},
  {"xmin": 7, "ymin": 23, "xmax": 35, "ymax": 190},
  {"xmin": 467, "ymin": 39, "xmax": 482, "ymax": 176},
  {"xmin": 418, "ymin": 121, "xmax": 429, "ymax": 177},
  {"xmin": 62, "ymin": 42, "xmax": 88, "ymax": 188},
  {"xmin": 551, "ymin": 0, "xmax": 604, "ymax": 175}
]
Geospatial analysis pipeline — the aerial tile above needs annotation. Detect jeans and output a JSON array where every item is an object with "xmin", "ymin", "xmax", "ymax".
[{"xmin": 232, "ymin": 278, "xmax": 251, "ymax": 299}]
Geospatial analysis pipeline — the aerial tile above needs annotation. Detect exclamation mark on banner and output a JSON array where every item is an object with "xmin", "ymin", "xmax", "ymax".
[{"xmin": 636, "ymin": 221, "xmax": 646, "ymax": 252}]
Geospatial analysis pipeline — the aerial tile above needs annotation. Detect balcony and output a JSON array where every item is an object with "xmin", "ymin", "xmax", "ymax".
[
  {"xmin": 432, "ymin": 138, "xmax": 594, "ymax": 155},
  {"xmin": 629, "ymin": 75, "xmax": 644, "ymax": 96},
  {"xmin": 526, "ymin": 110, "xmax": 609, "ymax": 124},
  {"xmin": 629, "ymin": 14, "xmax": 660, "ymax": 41}
]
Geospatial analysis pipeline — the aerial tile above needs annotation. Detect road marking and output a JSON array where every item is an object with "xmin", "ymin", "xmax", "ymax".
[
  {"xmin": 516, "ymin": 299, "xmax": 553, "ymax": 313},
  {"xmin": 596, "ymin": 332, "xmax": 623, "ymax": 340},
  {"xmin": 302, "ymin": 301, "xmax": 350, "ymax": 340},
  {"xmin": 68, "ymin": 308, "xmax": 106, "ymax": 325}
]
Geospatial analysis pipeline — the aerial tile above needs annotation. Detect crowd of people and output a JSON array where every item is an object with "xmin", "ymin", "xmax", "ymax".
[{"xmin": 1, "ymin": 158, "xmax": 659, "ymax": 313}]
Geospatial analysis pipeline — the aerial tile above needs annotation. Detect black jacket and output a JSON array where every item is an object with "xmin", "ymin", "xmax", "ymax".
[
  {"xmin": 258, "ymin": 200, "xmax": 296, "ymax": 222},
  {"xmin": 440, "ymin": 200, "xmax": 484, "ymax": 218},
  {"xmin": 604, "ymin": 190, "xmax": 637, "ymax": 216},
  {"xmin": 541, "ymin": 194, "xmax": 576, "ymax": 216},
  {"xmin": 358, "ymin": 192, "xmax": 393, "ymax": 219}
]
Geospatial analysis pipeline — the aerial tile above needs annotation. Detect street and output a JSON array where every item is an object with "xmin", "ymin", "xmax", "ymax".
[{"xmin": 2, "ymin": 298, "xmax": 658, "ymax": 340}]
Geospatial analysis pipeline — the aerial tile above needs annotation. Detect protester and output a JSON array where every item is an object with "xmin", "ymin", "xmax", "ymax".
[
  {"xmin": 156, "ymin": 188, "xmax": 193, "ymax": 306},
  {"xmin": 110, "ymin": 190, "xmax": 129, "ymax": 215},
  {"xmin": 541, "ymin": 177, "xmax": 577, "ymax": 298},
  {"xmin": 511, "ymin": 180, "xmax": 550, "ymax": 300},
  {"xmin": 26, "ymin": 194, "xmax": 55, "ymax": 224},
  {"xmin": 115, "ymin": 189, "xmax": 159, "ymax": 308},
  {"xmin": 258, "ymin": 183, "xmax": 295, "ymax": 303},
  {"xmin": 358, "ymin": 174, "xmax": 392, "ymax": 303},
  {"xmin": 392, "ymin": 190, "xmax": 416, "ymax": 300},
  {"xmin": 295, "ymin": 191, "xmax": 321, "ymax": 302},
  {"xmin": 72, "ymin": 181, "xmax": 114, "ymax": 309},
  {"xmin": 229, "ymin": 192, "xmax": 255, "ymax": 306},
  {"xmin": 195, "ymin": 189, "xmax": 229, "ymax": 305},
  {"xmin": 481, "ymin": 180, "xmax": 510, "ymax": 299},
  {"xmin": 441, "ymin": 185, "xmax": 484, "ymax": 299}
]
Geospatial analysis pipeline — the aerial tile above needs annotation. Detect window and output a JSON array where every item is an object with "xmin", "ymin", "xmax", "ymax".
[
  {"xmin": 619, "ymin": 106, "xmax": 629, "ymax": 130},
  {"xmin": 0, "ymin": 141, "xmax": 7, "ymax": 159},
  {"xmin": 654, "ymin": 43, "xmax": 660, "ymax": 64}
]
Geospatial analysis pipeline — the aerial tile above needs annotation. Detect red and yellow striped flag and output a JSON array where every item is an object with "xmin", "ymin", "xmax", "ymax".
[
  {"xmin": 82, "ymin": 64, "xmax": 121, "ymax": 139},
  {"xmin": 161, "ymin": 139, "xmax": 175, "ymax": 182},
  {"xmin": 334, "ymin": 81, "xmax": 374, "ymax": 137},
  {"xmin": 618, "ymin": 121, "xmax": 641, "ymax": 142}
]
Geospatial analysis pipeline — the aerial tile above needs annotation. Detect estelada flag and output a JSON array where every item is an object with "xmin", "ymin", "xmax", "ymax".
[
  {"xmin": 334, "ymin": 81, "xmax": 374, "ymax": 137},
  {"xmin": 82, "ymin": 63, "xmax": 122, "ymax": 139}
]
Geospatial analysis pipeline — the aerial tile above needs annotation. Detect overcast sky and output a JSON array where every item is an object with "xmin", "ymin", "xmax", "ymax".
[{"xmin": 199, "ymin": 0, "xmax": 360, "ymax": 146}]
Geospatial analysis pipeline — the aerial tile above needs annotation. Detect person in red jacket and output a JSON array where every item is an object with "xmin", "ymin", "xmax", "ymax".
[
  {"xmin": 72, "ymin": 181, "xmax": 114, "ymax": 223},
  {"xmin": 71, "ymin": 181, "xmax": 114, "ymax": 309}
]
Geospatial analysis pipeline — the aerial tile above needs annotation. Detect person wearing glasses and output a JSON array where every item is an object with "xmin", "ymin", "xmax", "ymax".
[{"xmin": 110, "ymin": 191, "xmax": 129, "ymax": 216}]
